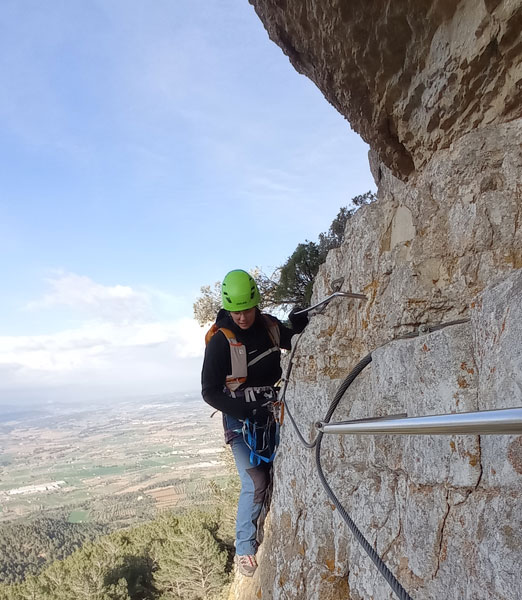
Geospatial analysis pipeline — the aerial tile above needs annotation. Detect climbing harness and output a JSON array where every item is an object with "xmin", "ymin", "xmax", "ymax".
[
  {"xmin": 225, "ymin": 386, "xmax": 280, "ymax": 467},
  {"xmin": 242, "ymin": 417, "xmax": 278, "ymax": 467},
  {"xmin": 279, "ymin": 312, "xmax": 522, "ymax": 600}
]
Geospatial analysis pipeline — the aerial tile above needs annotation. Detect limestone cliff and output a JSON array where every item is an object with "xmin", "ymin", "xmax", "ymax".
[
  {"xmin": 230, "ymin": 1, "xmax": 522, "ymax": 598},
  {"xmin": 249, "ymin": 0, "xmax": 522, "ymax": 181}
]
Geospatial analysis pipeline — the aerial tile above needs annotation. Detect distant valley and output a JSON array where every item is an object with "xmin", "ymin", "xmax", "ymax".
[{"xmin": 0, "ymin": 392, "xmax": 227, "ymax": 527}]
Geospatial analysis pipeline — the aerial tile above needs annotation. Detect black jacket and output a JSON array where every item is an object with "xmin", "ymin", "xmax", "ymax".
[{"xmin": 201, "ymin": 309, "xmax": 296, "ymax": 421}]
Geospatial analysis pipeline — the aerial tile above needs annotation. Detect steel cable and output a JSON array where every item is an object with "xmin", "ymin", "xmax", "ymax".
[
  {"xmin": 278, "ymin": 332, "xmax": 318, "ymax": 448},
  {"xmin": 281, "ymin": 351, "xmax": 414, "ymax": 599},
  {"xmin": 280, "ymin": 318, "xmax": 470, "ymax": 599},
  {"xmin": 314, "ymin": 353, "xmax": 413, "ymax": 600}
]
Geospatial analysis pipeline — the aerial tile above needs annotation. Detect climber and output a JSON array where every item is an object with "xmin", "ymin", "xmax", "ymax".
[{"xmin": 201, "ymin": 269, "xmax": 308, "ymax": 577}]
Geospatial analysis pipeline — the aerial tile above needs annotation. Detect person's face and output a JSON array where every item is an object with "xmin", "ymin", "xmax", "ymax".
[{"xmin": 229, "ymin": 307, "xmax": 256, "ymax": 330}]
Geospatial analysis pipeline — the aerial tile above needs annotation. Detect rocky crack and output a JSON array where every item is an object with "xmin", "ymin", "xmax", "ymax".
[
  {"xmin": 433, "ymin": 488, "xmax": 451, "ymax": 580},
  {"xmin": 381, "ymin": 521, "xmax": 403, "ymax": 562},
  {"xmin": 432, "ymin": 436, "xmax": 483, "ymax": 581},
  {"xmin": 474, "ymin": 435, "xmax": 484, "ymax": 491}
]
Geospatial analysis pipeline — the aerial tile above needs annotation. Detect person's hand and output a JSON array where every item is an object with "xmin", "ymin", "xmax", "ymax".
[
  {"xmin": 289, "ymin": 307, "xmax": 309, "ymax": 333},
  {"xmin": 243, "ymin": 387, "xmax": 276, "ymax": 422}
]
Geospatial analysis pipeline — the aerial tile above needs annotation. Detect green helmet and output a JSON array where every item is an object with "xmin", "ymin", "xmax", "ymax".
[{"xmin": 221, "ymin": 270, "xmax": 261, "ymax": 311}]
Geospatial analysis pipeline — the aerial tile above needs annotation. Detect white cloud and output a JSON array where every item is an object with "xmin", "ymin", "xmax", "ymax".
[
  {"xmin": 25, "ymin": 272, "xmax": 152, "ymax": 323},
  {"xmin": 0, "ymin": 318, "xmax": 205, "ymax": 396},
  {"xmin": 0, "ymin": 273, "xmax": 206, "ymax": 400}
]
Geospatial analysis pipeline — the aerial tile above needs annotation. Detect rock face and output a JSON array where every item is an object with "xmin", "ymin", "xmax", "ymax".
[
  {"xmin": 249, "ymin": 0, "xmax": 522, "ymax": 180},
  {"xmin": 227, "ymin": 1, "xmax": 522, "ymax": 599},
  {"xmin": 254, "ymin": 270, "xmax": 522, "ymax": 600},
  {"xmin": 241, "ymin": 123, "xmax": 522, "ymax": 600}
]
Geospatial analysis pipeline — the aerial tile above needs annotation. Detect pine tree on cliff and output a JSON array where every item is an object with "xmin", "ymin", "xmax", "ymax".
[
  {"xmin": 275, "ymin": 191, "xmax": 376, "ymax": 306},
  {"xmin": 152, "ymin": 511, "xmax": 228, "ymax": 600}
]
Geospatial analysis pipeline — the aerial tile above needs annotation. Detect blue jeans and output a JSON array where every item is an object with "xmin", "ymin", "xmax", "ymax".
[
  {"xmin": 230, "ymin": 435, "xmax": 271, "ymax": 555},
  {"xmin": 228, "ymin": 410, "xmax": 284, "ymax": 557}
]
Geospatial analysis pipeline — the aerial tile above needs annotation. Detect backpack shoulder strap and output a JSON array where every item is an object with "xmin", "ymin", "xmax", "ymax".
[
  {"xmin": 261, "ymin": 314, "xmax": 281, "ymax": 348},
  {"xmin": 245, "ymin": 315, "xmax": 281, "ymax": 369},
  {"xmin": 205, "ymin": 324, "xmax": 237, "ymax": 345},
  {"xmin": 204, "ymin": 326, "xmax": 247, "ymax": 392},
  {"xmin": 204, "ymin": 323, "xmax": 219, "ymax": 346}
]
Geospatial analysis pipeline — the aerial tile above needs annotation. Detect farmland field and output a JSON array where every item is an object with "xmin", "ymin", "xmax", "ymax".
[
  {"xmin": 0, "ymin": 392, "xmax": 228, "ymax": 528},
  {"xmin": 68, "ymin": 510, "xmax": 89, "ymax": 523}
]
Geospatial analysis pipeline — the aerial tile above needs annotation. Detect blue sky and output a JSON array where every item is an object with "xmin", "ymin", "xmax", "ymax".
[{"xmin": 0, "ymin": 0, "xmax": 375, "ymax": 403}]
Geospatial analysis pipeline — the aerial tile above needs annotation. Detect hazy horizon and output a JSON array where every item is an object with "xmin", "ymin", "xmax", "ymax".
[{"xmin": 0, "ymin": 387, "xmax": 202, "ymax": 413}]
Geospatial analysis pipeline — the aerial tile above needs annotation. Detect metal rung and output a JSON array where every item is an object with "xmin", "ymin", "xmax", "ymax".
[
  {"xmin": 294, "ymin": 291, "xmax": 367, "ymax": 316},
  {"xmin": 316, "ymin": 407, "xmax": 522, "ymax": 435}
]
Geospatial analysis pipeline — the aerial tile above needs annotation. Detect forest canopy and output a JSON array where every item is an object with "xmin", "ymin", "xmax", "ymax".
[{"xmin": 0, "ymin": 477, "xmax": 239, "ymax": 600}]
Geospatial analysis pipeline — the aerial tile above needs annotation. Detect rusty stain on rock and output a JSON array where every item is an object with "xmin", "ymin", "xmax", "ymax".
[
  {"xmin": 502, "ymin": 525, "xmax": 522, "ymax": 552},
  {"xmin": 317, "ymin": 324, "xmax": 337, "ymax": 339},
  {"xmin": 507, "ymin": 437, "xmax": 522, "ymax": 474},
  {"xmin": 457, "ymin": 375, "xmax": 469, "ymax": 388},
  {"xmin": 466, "ymin": 452, "xmax": 480, "ymax": 467},
  {"xmin": 325, "ymin": 558, "xmax": 336, "ymax": 572}
]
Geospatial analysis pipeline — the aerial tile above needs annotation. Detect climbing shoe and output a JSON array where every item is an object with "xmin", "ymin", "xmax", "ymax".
[{"xmin": 235, "ymin": 554, "xmax": 258, "ymax": 577}]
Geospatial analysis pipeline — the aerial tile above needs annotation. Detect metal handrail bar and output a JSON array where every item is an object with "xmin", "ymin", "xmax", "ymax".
[
  {"xmin": 316, "ymin": 407, "xmax": 522, "ymax": 435},
  {"xmin": 293, "ymin": 291, "xmax": 367, "ymax": 315}
]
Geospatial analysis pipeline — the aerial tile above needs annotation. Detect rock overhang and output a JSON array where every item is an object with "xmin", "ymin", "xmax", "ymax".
[{"xmin": 249, "ymin": 0, "xmax": 522, "ymax": 181}]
